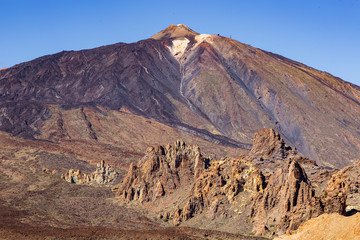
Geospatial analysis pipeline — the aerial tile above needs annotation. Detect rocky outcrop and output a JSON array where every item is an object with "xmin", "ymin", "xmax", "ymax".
[
  {"xmin": 117, "ymin": 140, "xmax": 207, "ymax": 202},
  {"xmin": 62, "ymin": 160, "xmax": 119, "ymax": 185},
  {"xmin": 163, "ymin": 157, "xmax": 266, "ymax": 225},
  {"xmin": 250, "ymin": 158, "xmax": 346, "ymax": 236},
  {"xmin": 249, "ymin": 128, "xmax": 329, "ymax": 187},
  {"xmin": 250, "ymin": 128, "xmax": 299, "ymax": 174},
  {"xmin": 250, "ymin": 128, "xmax": 296, "ymax": 159},
  {"xmin": 117, "ymin": 139, "xmax": 268, "ymax": 226},
  {"xmin": 116, "ymin": 128, "xmax": 348, "ymax": 236},
  {"xmin": 326, "ymin": 159, "xmax": 360, "ymax": 208},
  {"xmin": 326, "ymin": 159, "xmax": 360, "ymax": 194}
]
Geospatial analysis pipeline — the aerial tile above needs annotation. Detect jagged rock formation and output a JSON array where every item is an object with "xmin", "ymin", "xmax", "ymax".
[
  {"xmin": 326, "ymin": 159, "xmax": 360, "ymax": 194},
  {"xmin": 326, "ymin": 159, "xmax": 360, "ymax": 208},
  {"xmin": 250, "ymin": 128, "xmax": 298, "ymax": 173},
  {"xmin": 249, "ymin": 158, "xmax": 346, "ymax": 235},
  {"xmin": 117, "ymin": 139, "xmax": 267, "ymax": 226},
  {"xmin": 117, "ymin": 128, "xmax": 347, "ymax": 235},
  {"xmin": 117, "ymin": 140, "xmax": 207, "ymax": 202},
  {"xmin": 62, "ymin": 160, "xmax": 119, "ymax": 185},
  {"xmin": 248, "ymin": 130, "xmax": 345, "ymax": 235},
  {"xmin": 250, "ymin": 159, "xmax": 313, "ymax": 235},
  {"xmin": 250, "ymin": 128, "xmax": 332, "ymax": 189},
  {"xmin": 250, "ymin": 128, "xmax": 296, "ymax": 159},
  {"xmin": 166, "ymin": 157, "xmax": 266, "ymax": 225}
]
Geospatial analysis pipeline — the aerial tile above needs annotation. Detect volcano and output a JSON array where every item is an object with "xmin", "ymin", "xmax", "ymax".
[
  {"xmin": 1, "ymin": 24, "xmax": 359, "ymax": 168},
  {"xmin": 0, "ymin": 24, "xmax": 360, "ymax": 239}
]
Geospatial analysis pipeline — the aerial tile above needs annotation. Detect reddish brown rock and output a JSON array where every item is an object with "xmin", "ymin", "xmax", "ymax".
[
  {"xmin": 250, "ymin": 128, "xmax": 329, "ymax": 189},
  {"xmin": 250, "ymin": 128, "xmax": 295, "ymax": 159},
  {"xmin": 250, "ymin": 159, "xmax": 312, "ymax": 235},
  {"xmin": 2, "ymin": 23, "xmax": 360, "ymax": 239},
  {"xmin": 325, "ymin": 159, "xmax": 360, "ymax": 208},
  {"xmin": 250, "ymin": 158, "xmax": 346, "ymax": 236},
  {"xmin": 326, "ymin": 159, "xmax": 360, "ymax": 195},
  {"xmin": 170, "ymin": 157, "xmax": 266, "ymax": 224},
  {"xmin": 62, "ymin": 160, "xmax": 119, "ymax": 185},
  {"xmin": 116, "ymin": 128, "xmax": 348, "ymax": 236},
  {"xmin": 117, "ymin": 140, "xmax": 207, "ymax": 202},
  {"xmin": 116, "ymin": 139, "xmax": 266, "ymax": 225}
]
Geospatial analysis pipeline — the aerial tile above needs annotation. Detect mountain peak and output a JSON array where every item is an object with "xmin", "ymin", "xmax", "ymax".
[{"xmin": 151, "ymin": 24, "xmax": 199, "ymax": 39}]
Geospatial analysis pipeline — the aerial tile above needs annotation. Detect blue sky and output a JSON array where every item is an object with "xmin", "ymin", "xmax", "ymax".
[{"xmin": 1, "ymin": 0, "xmax": 359, "ymax": 86}]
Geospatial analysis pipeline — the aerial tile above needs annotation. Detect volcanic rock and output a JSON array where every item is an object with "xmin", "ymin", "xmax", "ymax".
[
  {"xmin": 250, "ymin": 128, "xmax": 299, "ymax": 173},
  {"xmin": 62, "ymin": 160, "xmax": 119, "ymax": 185},
  {"xmin": 326, "ymin": 159, "xmax": 360, "ymax": 208},
  {"xmin": 117, "ymin": 140, "xmax": 207, "ymax": 202},
  {"xmin": 117, "ymin": 128, "xmax": 347, "ymax": 235},
  {"xmin": 249, "ymin": 128, "xmax": 329, "ymax": 189},
  {"xmin": 249, "ymin": 158, "xmax": 346, "ymax": 236},
  {"xmin": 250, "ymin": 128, "xmax": 296, "ymax": 159},
  {"xmin": 151, "ymin": 24, "xmax": 199, "ymax": 40},
  {"xmin": 116, "ymin": 139, "xmax": 266, "ymax": 225},
  {"xmin": 171, "ymin": 157, "xmax": 266, "ymax": 224}
]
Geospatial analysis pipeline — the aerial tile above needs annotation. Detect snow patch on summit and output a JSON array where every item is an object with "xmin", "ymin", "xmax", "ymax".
[
  {"xmin": 195, "ymin": 34, "xmax": 212, "ymax": 42},
  {"xmin": 192, "ymin": 34, "xmax": 214, "ymax": 49},
  {"xmin": 195, "ymin": 34, "xmax": 214, "ymax": 44},
  {"xmin": 168, "ymin": 38, "xmax": 190, "ymax": 60}
]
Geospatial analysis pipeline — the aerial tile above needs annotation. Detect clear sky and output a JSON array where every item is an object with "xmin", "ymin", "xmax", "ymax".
[{"xmin": 1, "ymin": 0, "xmax": 359, "ymax": 86}]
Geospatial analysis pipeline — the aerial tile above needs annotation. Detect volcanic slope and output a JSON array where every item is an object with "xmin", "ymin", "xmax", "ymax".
[{"xmin": 0, "ymin": 24, "xmax": 360, "ymax": 167}]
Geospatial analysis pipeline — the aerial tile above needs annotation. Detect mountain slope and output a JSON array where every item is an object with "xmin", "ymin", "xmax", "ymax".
[{"xmin": 0, "ymin": 24, "xmax": 360, "ymax": 167}]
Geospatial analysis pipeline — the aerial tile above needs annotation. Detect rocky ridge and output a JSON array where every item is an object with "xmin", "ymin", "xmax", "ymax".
[{"xmin": 116, "ymin": 128, "xmax": 348, "ymax": 236}]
